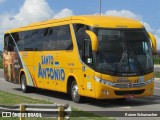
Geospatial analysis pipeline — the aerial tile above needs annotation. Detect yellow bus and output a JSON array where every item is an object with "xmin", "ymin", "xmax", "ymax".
[{"xmin": 3, "ymin": 15, "xmax": 157, "ymax": 103}]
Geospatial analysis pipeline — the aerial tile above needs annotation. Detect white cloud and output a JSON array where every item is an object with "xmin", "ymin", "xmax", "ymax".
[
  {"xmin": 53, "ymin": 8, "xmax": 73, "ymax": 19},
  {"xmin": 105, "ymin": 10, "xmax": 142, "ymax": 20},
  {"xmin": 14, "ymin": 0, "xmax": 54, "ymax": 26},
  {"xmin": 0, "ymin": 0, "xmax": 54, "ymax": 31},
  {"xmin": 0, "ymin": 0, "xmax": 74, "ymax": 50},
  {"xmin": 142, "ymin": 22, "xmax": 154, "ymax": 32},
  {"xmin": 0, "ymin": 0, "xmax": 74, "ymax": 31}
]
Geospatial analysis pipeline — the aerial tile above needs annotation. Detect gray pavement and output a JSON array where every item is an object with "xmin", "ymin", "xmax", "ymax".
[
  {"xmin": 154, "ymin": 65, "xmax": 160, "ymax": 72},
  {"xmin": 0, "ymin": 69, "xmax": 160, "ymax": 120}
]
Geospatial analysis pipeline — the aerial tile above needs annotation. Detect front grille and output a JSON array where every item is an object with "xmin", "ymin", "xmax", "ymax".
[
  {"xmin": 112, "ymin": 82, "xmax": 146, "ymax": 88},
  {"xmin": 132, "ymin": 83, "xmax": 146, "ymax": 87},
  {"xmin": 114, "ymin": 89, "xmax": 145, "ymax": 96}
]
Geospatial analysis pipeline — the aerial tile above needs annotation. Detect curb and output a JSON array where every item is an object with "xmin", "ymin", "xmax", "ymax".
[
  {"xmin": 155, "ymin": 78, "xmax": 160, "ymax": 81},
  {"xmin": 154, "ymin": 65, "xmax": 160, "ymax": 68}
]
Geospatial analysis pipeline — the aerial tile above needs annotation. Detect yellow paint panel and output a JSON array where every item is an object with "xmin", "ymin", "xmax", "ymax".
[{"xmin": 6, "ymin": 15, "xmax": 144, "ymax": 34}]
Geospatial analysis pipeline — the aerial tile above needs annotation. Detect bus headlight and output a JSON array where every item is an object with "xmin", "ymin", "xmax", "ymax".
[
  {"xmin": 146, "ymin": 78, "xmax": 154, "ymax": 84},
  {"xmin": 94, "ymin": 77, "xmax": 113, "ymax": 86}
]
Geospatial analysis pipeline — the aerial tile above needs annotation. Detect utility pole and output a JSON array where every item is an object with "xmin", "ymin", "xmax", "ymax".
[{"xmin": 99, "ymin": 0, "xmax": 102, "ymax": 15}]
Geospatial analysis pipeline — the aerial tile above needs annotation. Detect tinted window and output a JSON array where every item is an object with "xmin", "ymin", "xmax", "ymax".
[
  {"xmin": 73, "ymin": 24, "xmax": 90, "ymax": 59},
  {"xmin": 4, "ymin": 34, "xmax": 14, "ymax": 52},
  {"xmin": 73, "ymin": 24, "xmax": 86, "ymax": 52},
  {"xmin": 24, "ymin": 31, "xmax": 34, "ymax": 51},
  {"xmin": 4, "ymin": 34, "xmax": 9, "ymax": 51},
  {"xmin": 11, "ymin": 33, "xmax": 19, "ymax": 51},
  {"xmin": 17, "ymin": 32, "xmax": 25, "ymax": 51},
  {"xmin": 56, "ymin": 25, "xmax": 73, "ymax": 50},
  {"xmin": 43, "ymin": 27, "xmax": 57, "ymax": 51},
  {"xmin": 5, "ymin": 25, "xmax": 73, "ymax": 51},
  {"xmin": 32, "ymin": 29, "xmax": 45, "ymax": 51}
]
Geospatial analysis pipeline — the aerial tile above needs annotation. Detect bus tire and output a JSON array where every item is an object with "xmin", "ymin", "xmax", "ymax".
[
  {"xmin": 20, "ymin": 74, "xmax": 30, "ymax": 93},
  {"xmin": 71, "ymin": 81, "xmax": 82, "ymax": 103}
]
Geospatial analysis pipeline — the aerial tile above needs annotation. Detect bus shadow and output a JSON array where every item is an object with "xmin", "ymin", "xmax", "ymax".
[
  {"xmin": 14, "ymin": 88, "xmax": 71, "ymax": 101},
  {"xmin": 14, "ymin": 88, "xmax": 160, "ymax": 108}
]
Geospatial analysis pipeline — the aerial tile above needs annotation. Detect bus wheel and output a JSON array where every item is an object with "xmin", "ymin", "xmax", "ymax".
[
  {"xmin": 71, "ymin": 81, "xmax": 82, "ymax": 103},
  {"xmin": 21, "ymin": 74, "xmax": 30, "ymax": 93}
]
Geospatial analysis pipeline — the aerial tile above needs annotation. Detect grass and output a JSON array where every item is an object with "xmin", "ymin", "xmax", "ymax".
[
  {"xmin": 0, "ymin": 57, "xmax": 3, "ymax": 69},
  {"xmin": 0, "ymin": 91, "xmax": 112, "ymax": 120},
  {"xmin": 155, "ymin": 72, "xmax": 160, "ymax": 78},
  {"xmin": 0, "ymin": 91, "xmax": 53, "ymax": 120},
  {"xmin": 154, "ymin": 54, "xmax": 160, "ymax": 64}
]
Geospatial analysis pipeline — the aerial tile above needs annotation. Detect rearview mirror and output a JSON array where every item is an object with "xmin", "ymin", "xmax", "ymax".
[
  {"xmin": 148, "ymin": 32, "xmax": 157, "ymax": 53},
  {"xmin": 85, "ymin": 30, "xmax": 98, "ymax": 51}
]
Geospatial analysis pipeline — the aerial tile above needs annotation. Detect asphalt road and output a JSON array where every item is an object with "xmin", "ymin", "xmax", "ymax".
[{"xmin": 0, "ymin": 69, "xmax": 160, "ymax": 120}]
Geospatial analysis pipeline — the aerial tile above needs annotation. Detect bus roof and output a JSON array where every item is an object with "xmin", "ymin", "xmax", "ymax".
[{"xmin": 5, "ymin": 15, "xmax": 144, "ymax": 34}]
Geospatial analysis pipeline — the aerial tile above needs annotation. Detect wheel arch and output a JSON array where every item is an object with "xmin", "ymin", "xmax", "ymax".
[
  {"xmin": 19, "ymin": 69, "xmax": 26, "ymax": 84},
  {"xmin": 66, "ymin": 75, "xmax": 77, "ymax": 94}
]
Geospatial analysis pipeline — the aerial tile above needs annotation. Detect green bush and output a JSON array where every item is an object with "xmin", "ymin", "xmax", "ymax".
[
  {"xmin": 0, "ymin": 57, "xmax": 3, "ymax": 69},
  {"xmin": 154, "ymin": 51, "xmax": 160, "ymax": 64}
]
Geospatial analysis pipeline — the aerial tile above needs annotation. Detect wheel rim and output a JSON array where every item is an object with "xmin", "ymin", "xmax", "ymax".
[
  {"xmin": 72, "ymin": 84, "xmax": 79, "ymax": 100},
  {"xmin": 21, "ymin": 76, "xmax": 25, "ymax": 90}
]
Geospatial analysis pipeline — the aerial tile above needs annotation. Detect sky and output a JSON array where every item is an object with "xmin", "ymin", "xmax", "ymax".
[{"xmin": 0, "ymin": 0, "xmax": 160, "ymax": 50}]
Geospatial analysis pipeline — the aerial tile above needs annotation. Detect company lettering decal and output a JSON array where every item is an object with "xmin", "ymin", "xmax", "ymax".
[{"xmin": 38, "ymin": 55, "xmax": 65, "ymax": 81}]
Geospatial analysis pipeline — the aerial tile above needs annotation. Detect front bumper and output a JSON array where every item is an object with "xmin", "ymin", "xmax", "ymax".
[{"xmin": 95, "ymin": 81, "xmax": 154, "ymax": 99}]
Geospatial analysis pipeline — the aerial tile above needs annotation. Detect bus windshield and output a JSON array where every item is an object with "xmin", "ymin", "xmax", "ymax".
[{"xmin": 94, "ymin": 28, "xmax": 153, "ymax": 76}]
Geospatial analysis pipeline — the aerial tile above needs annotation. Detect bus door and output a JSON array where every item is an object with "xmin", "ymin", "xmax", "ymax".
[
  {"xmin": 83, "ymin": 66, "xmax": 95, "ymax": 97},
  {"xmin": 83, "ymin": 39, "xmax": 95, "ymax": 97}
]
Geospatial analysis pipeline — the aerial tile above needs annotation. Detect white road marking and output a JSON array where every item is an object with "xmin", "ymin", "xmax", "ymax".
[
  {"xmin": 119, "ymin": 106, "xmax": 131, "ymax": 109},
  {"xmin": 155, "ymin": 78, "xmax": 160, "ymax": 82},
  {"xmin": 155, "ymin": 81, "xmax": 160, "ymax": 83},
  {"xmin": 154, "ymin": 87, "xmax": 160, "ymax": 90}
]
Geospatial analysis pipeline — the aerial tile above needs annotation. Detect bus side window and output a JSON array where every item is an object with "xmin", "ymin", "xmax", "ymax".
[
  {"xmin": 8, "ymin": 38, "xmax": 14, "ymax": 51},
  {"xmin": 56, "ymin": 25, "xmax": 73, "ymax": 50},
  {"xmin": 73, "ymin": 24, "xmax": 85, "ymax": 57},
  {"xmin": 47, "ymin": 27, "xmax": 57, "ymax": 50},
  {"xmin": 12, "ymin": 33, "xmax": 20, "ymax": 51},
  {"xmin": 4, "ymin": 34, "xmax": 14, "ymax": 52},
  {"xmin": 73, "ymin": 24, "xmax": 89, "ymax": 59},
  {"xmin": 4, "ymin": 34, "xmax": 9, "ymax": 51},
  {"xmin": 22, "ymin": 30, "xmax": 34, "ymax": 51},
  {"xmin": 63, "ymin": 25, "xmax": 73, "ymax": 50},
  {"xmin": 17, "ymin": 32, "xmax": 25, "ymax": 51}
]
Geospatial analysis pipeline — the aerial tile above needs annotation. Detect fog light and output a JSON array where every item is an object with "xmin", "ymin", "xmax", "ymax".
[{"xmin": 102, "ymin": 90, "xmax": 109, "ymax": 95}]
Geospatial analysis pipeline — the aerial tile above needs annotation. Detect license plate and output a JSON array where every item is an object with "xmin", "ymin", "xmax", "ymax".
[{"xmin": 124, "ymin": 94, "xmax": 135, "ymax": 98}]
